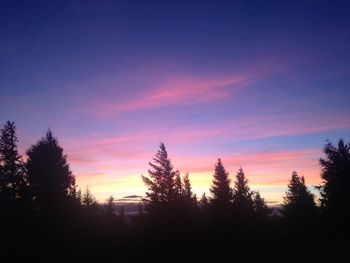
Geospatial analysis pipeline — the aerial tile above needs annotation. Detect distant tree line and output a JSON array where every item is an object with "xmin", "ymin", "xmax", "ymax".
[{"xmin": 0, "ymin": 120, "xmax": 349, "ymax": 261}]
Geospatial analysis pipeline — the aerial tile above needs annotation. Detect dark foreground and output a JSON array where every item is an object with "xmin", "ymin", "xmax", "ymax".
[{"xmin": 2, "ymin": 210, "xmax": 349, "ymax": 263}]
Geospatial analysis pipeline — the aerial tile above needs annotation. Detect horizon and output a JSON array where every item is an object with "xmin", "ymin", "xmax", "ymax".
[
  {"xmin": 15, "ymin": 132, "xmax": 325, "ymax": 204},
  {"xmin": 1, "ymin": 0, "xmax": 350, "ymax": 204}
]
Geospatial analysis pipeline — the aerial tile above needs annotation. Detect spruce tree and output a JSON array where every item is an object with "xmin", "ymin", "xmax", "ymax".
[
  {"xmin": 199, "ymin": 192, "xmax": 209, "ymax": 209},
  {"xmin": 142, "ymin": 142, "xmax": 177, "ymax": 211},
  {"xmin": 283, "ymin": 171, "xmax": 317, "ymax": 221},
  {"xmin": 183, "ymin": 173, "xmax": 197, "ymax": 207},
  {"xmin": 174, "ymin": 170, "xmax": 183, "ymax": 199},
  {"xmin": 26, "ymin": 130, "xmax": 75, "ymax": 212},
  {"xmin": 253, "ymin": 191, "xmax": 269, "ymax": 220},
  {"xmin": 0, "ymin": 121, "xmax": 27, "ymax": 203},
  {"xmin": 209, "ymin": 158, "xmax": 231, "ymax": 208},
  {"xmin": 68, "ymin": 180, "xmax": 82, "ymax": 210},
  {"xmin": 232, "ymin": 168, "xmax": 254, "ymax": 214},
  {"xmin": 319, "ymin": 139, "xmax": 350, "ymax": 221},
  {"xmin": 82, "ymin": 186, "xmax": 99, "ymax": 215}
]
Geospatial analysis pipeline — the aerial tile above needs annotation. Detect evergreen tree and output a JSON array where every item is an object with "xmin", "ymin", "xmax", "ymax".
[
  {"xmin": 209, "ymin": 158, "xmax": 231, "ymax": 207},
  {"xmin": 82, "ymin": 186, "xmax": 99, "ymax": 215},
  {"xmin": 232, "ymin": 168, "xmax": 254, "ymax": 214},
  {"xmin": 199, "ymin": 192, "xmax": 209, "ymax": 209},
  {"xmin": 0, "ymin": 121, "xmax": 27, "ymax": 203},
  {"xmin": 183, "ymin": 173, "xmax": 197, "ymax": 207},
  {"xmin": 26, "ymin": 130, "xmax": 75, "ymax": 212},
  {"xmin": 141, "ymin": 142, "xmax": 177, "ymax": 210},
  {"xmin": 283, "ymin": 171, "xmax": 317, "ymax": 221},
  {"xmin": 183, "ymin": 173, "xmax": 191, "ymax": 199},
  {"xmin": 174, "ymin": 170, "xmax": 183, "ymax": 199},
  {"xmin": 69, "ymin": 180, "xmax": 82, "ymax": 209},
  {"xmin": 82, "ymin": 186, "xmax": 96, "ymax": 207},
  {"xmin": 319, "ymin": 139, "xmax": 350, "ymax": 221},
  {"xmin": 253, "ymin": 191, "xmax": 269, "ymax": 220}
]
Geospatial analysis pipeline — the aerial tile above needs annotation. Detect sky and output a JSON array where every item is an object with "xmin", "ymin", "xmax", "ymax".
[{"xmin": 1, "ymin": 0, "xmax": 350, "ymax": 203}]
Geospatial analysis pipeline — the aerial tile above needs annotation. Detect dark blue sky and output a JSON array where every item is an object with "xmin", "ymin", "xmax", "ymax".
[{"xmin": 1, "ymin": 0, "xmax": 350, "ymax": 201}]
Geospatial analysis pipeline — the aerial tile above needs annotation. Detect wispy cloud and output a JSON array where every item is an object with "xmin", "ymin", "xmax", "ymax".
[
  {"xmin": 62, "ymin": 111, "xmax": 350, "ymax": 177},
  {"xmin": 59, "ymin": 104, "xmax": 349, "ymax": 202},
  {"xmin": 91, "ymin": 75, "xmax": 248, "ymax": 116},
  {"xmin": 225, "ymin": 113, "xmax": 350, "ymax": 141},
  {"xmin": 62, "ymin": 111, "xmax": 350, "ymax": 159}
]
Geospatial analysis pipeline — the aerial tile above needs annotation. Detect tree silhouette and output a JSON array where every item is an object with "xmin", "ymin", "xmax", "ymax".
[
  {"xmin": 26, "ymin": 130, "xmax": 75, "ymax": 213},
  {"xmin": 68, "ymin": 179, "xmax": 82, "ymax": 210},
  {"xmin": 319, "ymin": 139, "xmax": 350, "ymax": 223},
  {"xmin": 232, "ymin": 168, "xmax": 254, "ymax": 215},
  {"xmin": 82, "ymin": 185, "xmax": 99, "ymax": 215},
  {"xmin": 283, "ymin": 171, "xmax": 317, "ymax": 222},
  {"xmin": 253, "ymin": 191, "xmax": 269, "ymax": 220},
  {"xmin": 183, "ymin": 173, "xmax": 197, "ymax": 206},
  {"xmin": 141, "ymin": 142, "xmax": 177, "ymax": 211},
  {"xmin": 0, "ymin": 121, "xmax": 27, "ymax": 204},
  {"xmin": 209, "ymin": 158, "xmax": 231, "ymax": 208},
  {"xmin": 174, "ymin": 170, "xmax": 183, "ymax": 199},
  {"xmin": 199, "ymin": 192, "xmax": 209, "ymax": 209}
]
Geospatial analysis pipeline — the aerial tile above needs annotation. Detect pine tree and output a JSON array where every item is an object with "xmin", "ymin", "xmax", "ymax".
[
  {"xmin": 69, "ymin": 180, "xmax": 82, "ymax": 209},
  {"xmin": 142, "ymin": 142, "xmax": 177, "ymax": 210},
  {"xmin": 26, "ymin": 130, "xmax": 75, "ymax": 212},
  {"xmin": 0, "ymin": 121, "xmax": 27, "ymax": 203},
  {"xmin": 283, "ymin": 171, "xmax": 317, "ymax": 221},
  {"xmin": 174, "ymin": 170, "xmax": 183, "ymax": 199},
  {"xmin": 232, "ymin": 168, "xmax": 254, "ymax": 214},
  {"xmin": 209, "ymin": 158, "xmax": 231, "ymax": 207},
  {"xmin": 183, "ymin": 173, "xmax": 197, "ymax": 207},
  {"xmin": 199, "ymin": 192, "xmax": 209, "ymax": 209},
  {"xmin": 253, "ymin": 191, "xmax": 269, "ymax": 220},
  {"xmin": 183, "ymin": 173, "xmax": 191, "ymax": 199},
  {"xmin": 319, "ymin": 139, "xmax": 350, "ymax": 221},
  {"xmin": 82, "ymin": 186, "xmax": 96, "ymax": 207},
  {"xmin": 82, "ymin": 186, "xmax": 99, "ymax": 215}
]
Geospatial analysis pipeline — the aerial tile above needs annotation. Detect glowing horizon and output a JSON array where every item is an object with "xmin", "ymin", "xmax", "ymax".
[{"xmin": 15, "ymin": 126, "xmax": 336, "ymax": 204}]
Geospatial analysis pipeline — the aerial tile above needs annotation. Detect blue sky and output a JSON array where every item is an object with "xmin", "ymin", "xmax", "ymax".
[{"xmin": 1, "ymin": 0, "xmax": 350, "ymax": 202}]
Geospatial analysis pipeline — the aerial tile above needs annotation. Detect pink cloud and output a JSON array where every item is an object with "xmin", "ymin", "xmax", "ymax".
[
  {"xmin": 61, "ymin": 111, "xmax": 350, "ymax": 179},
  {"xmin": 215, "ymin": 112, "xmax": 350, "ymax": 142},
  {"xmin": 56, "ymin": 109, "xmax": 349, "ymax": 201},
  {"xmin": 77, "ymin": 54, "xmax": 308, "ymax": 119},
  {"xmin": 62, "ymin": 112, "xmax": 350, "ymax": 159},
  {"xmin": 67, "ymin": 130, "xmax": 321, "ymax": 186},
  {"xmin": 94, "ymin": 75, "xmax": 248, "ymax": 116},
  {"xmin": 174, "ymin": 149, "xmax": 320, "ymax": 173},
  {"xmin": 62, "ymin": 125, "xmax": 227, "ymax": 159}
]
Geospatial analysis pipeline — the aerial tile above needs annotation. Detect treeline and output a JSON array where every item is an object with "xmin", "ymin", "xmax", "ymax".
[{"xmin": 0, "ymin": 120, "xmax": 349, "ymax": 261}]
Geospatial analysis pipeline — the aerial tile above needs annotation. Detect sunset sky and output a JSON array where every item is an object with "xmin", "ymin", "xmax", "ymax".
[{"xmin": 1, "ymin": 1, "xmax": 350, "ymax": 203}]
